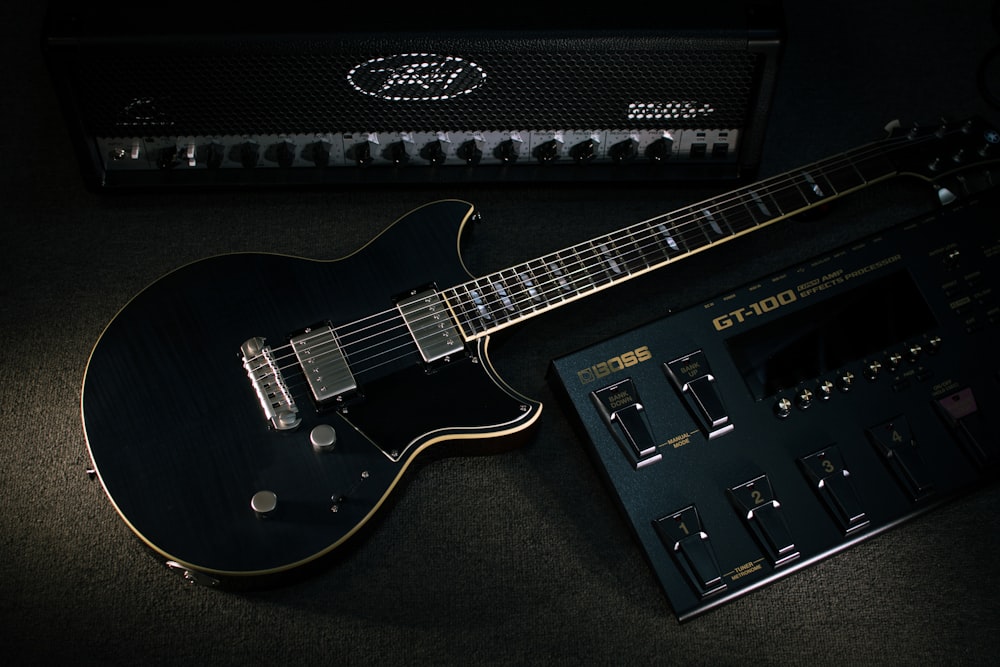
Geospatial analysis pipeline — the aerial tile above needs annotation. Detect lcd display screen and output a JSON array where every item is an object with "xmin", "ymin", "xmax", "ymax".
[{"xmin": 726, "ymin": 270, "xmax": 938, "ymax": 400}]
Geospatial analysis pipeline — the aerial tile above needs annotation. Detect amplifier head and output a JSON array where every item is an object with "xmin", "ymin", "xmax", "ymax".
[{"xmin": 43, "ymin": 1, "xmax": 783, "ymax": 190}]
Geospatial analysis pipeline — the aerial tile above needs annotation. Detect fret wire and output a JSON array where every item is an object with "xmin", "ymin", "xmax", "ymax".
[{"xmin": 442, "ymin": 137, "xmax": 910, "ymax": 337}]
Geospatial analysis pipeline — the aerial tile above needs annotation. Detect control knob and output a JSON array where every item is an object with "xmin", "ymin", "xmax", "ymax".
[
  {"xmin": 646, "ymin": 134, "xmax": 674, "ymax": 162},
  {"xmin": 495, "ymin": 138, "xmax": 520, "ymax": 163},
  {"xmin": 570, "ymin": 139, "xmax": 597, "ymax": 163},
  {"xmin": 534, "ymin": 139, "xmax": 561, "ymax": 163},
  {"xmin": 420, "ymin": 140, "xmax": 447, "ymax": 165},
  {"xmin": 239, "ymin": 141, "xmax": 260, "ymax": 168},
  {"xmin": 609, "ymin": 138, "xmax": 639, "ymax": 162},
  {"xmin": 456, "ymin": 139, "xmax": 483, "ymax": 165},
  {"xmin": 817, "ymin": 380, "xmax": 835, "ymax": 400},
  {"xmin": 774, "ymin": 397, "xmax": 793, "ymax": 419},
  {"xmin": 275, "ymin": 140, "xmax": 296, "ymax": 168},
  {"xmin": 796, "ymin": 387, "xmax": 814, "ymax": 410},
  {"xmin": 837, "ymin": 371, "xmax": 855, "ymax": 392},
  {"xmin": 250, "ymin": 490, "xmax": 278, "ymax": 519},
  {"xmin": 310, "ymin": 424, "xmax": 337, "ymax": 451}
]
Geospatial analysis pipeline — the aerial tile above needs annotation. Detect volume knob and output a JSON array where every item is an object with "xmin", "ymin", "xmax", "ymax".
[
  {"xmin": 251, "ymin": 490, "xmax": 278, "ymax": 519},
  {"xmin": 310, "ymin": 424, "xmax": 337, "ymax": 451}
]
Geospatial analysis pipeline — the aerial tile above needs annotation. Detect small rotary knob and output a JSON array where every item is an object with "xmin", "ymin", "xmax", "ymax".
[
  {"xmin": 774, "ymin": 397, "xmax": 793, "ymax": 419},
  {"xmin": 837, "ymin": 371, "xmax": 855, "ymax": 392},
  {"xmin": 817, "ymin": 379, "xmax": 835, "ymax": 400},
  {"xmin": 310, "ymin": 424, "xmax": 337, "ymax": 451},
  {"xmin": 251, "ymin": 490, "xmax": 278, "ymax": 519},
  {"xmin": 796, "ymin": 387, "xmax": 814, "ymax": 410}
]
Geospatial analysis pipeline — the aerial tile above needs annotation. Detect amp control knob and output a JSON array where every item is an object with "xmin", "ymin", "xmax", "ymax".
[
  {"xmin": 495, "ymin": 138, "xmax": 520, "ymax": 163},
  {"xmin": 646, "ymin": 135, "xmax": 674, "ymax": 162},
  {"xmin": 275, "ymin": 140, "xmax": 296, "ymax": 167},
  {"xmin": 570, "ymin": 139, "xmax": 597, "ymax": 163},
  {"xmin": 534, "ymin": 139, "xmax": 561, "ymax": 163},
  {"xmin": 239, "ymin": 141, "xmax": 260, "ymax": 168},
  {"xmin": 456, "ymin": 139, "xmax": 483, "ymax": 165},
  {"xmin": 609, "ymin": 138, "xmax": 638, "ymax": 162},
  {"xmin": 420, "ymin": 140, "xmax": 447, "ymax": 165}
]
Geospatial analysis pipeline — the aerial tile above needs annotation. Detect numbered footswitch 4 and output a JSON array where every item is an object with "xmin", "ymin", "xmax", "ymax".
[{"xmin": 550, "ymin": 192, "xmax": 1000, "ymax": 621}]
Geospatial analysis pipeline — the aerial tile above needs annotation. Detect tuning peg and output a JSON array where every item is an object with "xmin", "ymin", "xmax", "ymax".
[{"xmin": 934, "ymin": 116, "xmax": 953, "ymax": 137}]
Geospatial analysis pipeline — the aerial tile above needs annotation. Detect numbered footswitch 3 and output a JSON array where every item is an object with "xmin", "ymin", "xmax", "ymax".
[{"xmin": 550, "ymin": 192, "xmax": 1000, "ymax": 621}]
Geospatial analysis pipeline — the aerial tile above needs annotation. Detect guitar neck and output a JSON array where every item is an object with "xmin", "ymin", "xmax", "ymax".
[{"xmin": 443, "ymin": 137, "xmax": 904, "ymax": 340}]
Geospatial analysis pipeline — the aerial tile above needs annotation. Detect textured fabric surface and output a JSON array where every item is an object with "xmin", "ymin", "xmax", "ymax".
[{"xmin": 3, "ymin": 2, "xmax": 999, "ymax": 665}]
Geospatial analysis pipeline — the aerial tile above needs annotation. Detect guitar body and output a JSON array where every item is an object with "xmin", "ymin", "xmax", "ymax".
[{"xmin": 82, "ymin": 199, "xmax": 541, "ymax": 585}]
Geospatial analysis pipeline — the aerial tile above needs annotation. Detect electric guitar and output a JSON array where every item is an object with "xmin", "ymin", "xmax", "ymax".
[{"xmin": 82, "ymin": 117, "xmax": 1000, "ymax": 587}]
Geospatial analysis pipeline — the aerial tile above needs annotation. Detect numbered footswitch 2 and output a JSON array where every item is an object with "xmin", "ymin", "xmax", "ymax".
[{"xmin": 550, "ymin": 193, "xmax": 1000, "ymax": 621}]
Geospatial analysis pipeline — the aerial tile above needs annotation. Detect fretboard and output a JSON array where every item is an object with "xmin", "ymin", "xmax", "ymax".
[{"xmin": 441, "ymin": 138, "xmax": 900, "ymax": 340}]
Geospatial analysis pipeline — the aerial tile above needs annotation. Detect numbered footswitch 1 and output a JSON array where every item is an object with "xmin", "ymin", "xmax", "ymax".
[{"xmin": 549, "ymin": 193, "xmax": 1000, "ymax": 621}]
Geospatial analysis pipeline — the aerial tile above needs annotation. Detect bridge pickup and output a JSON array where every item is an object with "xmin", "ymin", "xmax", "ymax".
[
  {"xmin": 397, "ymin": 289, "xmax": 465, "ymax": 363},
  {"xmin": 291, "ymin": 325, "xmax": 357, "ymax": 404}
]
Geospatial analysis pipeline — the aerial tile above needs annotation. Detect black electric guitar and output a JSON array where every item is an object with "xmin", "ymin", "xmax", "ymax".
[{"xmin": 82, "ymin": 117, "xmax": 1000, "ymax": 587}]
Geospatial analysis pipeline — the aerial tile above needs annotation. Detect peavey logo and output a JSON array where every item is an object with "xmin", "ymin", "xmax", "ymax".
[
  {"xmin": 347, "ymin": 53, "xmax": 486, "ymax": 102},
  {"xmin": 577, "ymin": 346, "xmax": 652, "ymax": 384}
]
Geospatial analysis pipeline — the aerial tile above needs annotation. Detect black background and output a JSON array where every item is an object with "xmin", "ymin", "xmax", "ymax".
[{"xmin": 3, "ymin": 2, "xmax": 999, "ymax": 664}]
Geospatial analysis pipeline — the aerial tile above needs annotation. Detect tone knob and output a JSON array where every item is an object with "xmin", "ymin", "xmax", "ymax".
[
  {"xmin": 239, "ymin": 141, "xmax": 260, "ymax": 168},
  {"xmin": 534, "ymin": 139, "xmax": 561, "ymax": 163},
  {"xmin": 908, "ymin": 343, "xmax": 923, "ymax": 362},
  {"xmin": 495, "ymin": 138, "xmax": 520, "ymax": 163},
  {"xmin": 307, "ymin": 140, "xmax": 331, "ymax": 167},
  {"xmin": 251, "ymin": 490, "xmax": 278, "ymax": 518},
  {"xmin": 350, "ymin": 141, "xmax": 373, "ymax": 166},
  {"xmin": 421, "ymin": 140, "xmax": 447, "ymax": 165},
  {"xmin": 609, "ymin": 138, "xmax": 638, "ymax": 162},
  {"xmin": 385, "ymin": 141, "xmax": 409, "ymax": 165},
  {"xmin": 570, "ymin": 139, "xmax": 597, "ymax": 163},
  {"xmin": 205, "ymin": 141, "xmax": 225, "ymax": 169},
  {"xmin": 646, "ymin": 135, "xmax": 674, "ymax": 162},
  {"xmin": 310, "ymin": 424, "xmax": 337, "ymax": 451},
  {"xmin": 275, "ymin": 140, "xmax": 296, "ymax": 167},
  {"xmin": 456, "ymin": 139, "xmax": 483, "ymax": 165},
  {"xmin": 864, "ymin": 360, "xmax": 882, "ymax": 381}
]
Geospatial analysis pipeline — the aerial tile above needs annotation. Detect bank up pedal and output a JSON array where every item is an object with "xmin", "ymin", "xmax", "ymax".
[{"xmin": 549, "ymin": 192, "xmax": 1000, "ymax": 621}]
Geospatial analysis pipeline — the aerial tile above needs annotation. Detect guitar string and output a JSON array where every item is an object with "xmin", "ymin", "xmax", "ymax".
[
  {"xmin": 435, "ymin": 132, "xmax": 924, "ymax": 334},
  {"xmin": 256, "ymin": 131, "xmax": 938, "ymax": 391},
  {"xmin": 334, "ymin": 133, "xmax": 915, "ymax": 362},
  {"xmin": 269, "ymin": 132, "xmax": 923, "ymax": 390},
  {"xmin": 274, "ymin": 132, "xmax": 917, "ymax": 379}
]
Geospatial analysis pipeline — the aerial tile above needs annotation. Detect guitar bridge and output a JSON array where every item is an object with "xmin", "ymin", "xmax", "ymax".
[{"xmin": 241, "ymin": 337, "xmax": 301, "ymax": 430}]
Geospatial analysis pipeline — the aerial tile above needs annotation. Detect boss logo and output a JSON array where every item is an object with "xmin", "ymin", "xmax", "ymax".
[
  {"xmin": 347, "ymin": 53, "xmax": 487, "ymax": 102},
  {"xmin": 577, "ymin": 346, "xmax": 652, "ymax": 384}
]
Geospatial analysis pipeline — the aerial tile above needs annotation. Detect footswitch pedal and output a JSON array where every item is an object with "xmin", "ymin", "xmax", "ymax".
[{"xmin": 550, "ymin": 192, "xmax": 1000, "ymax": 621}]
